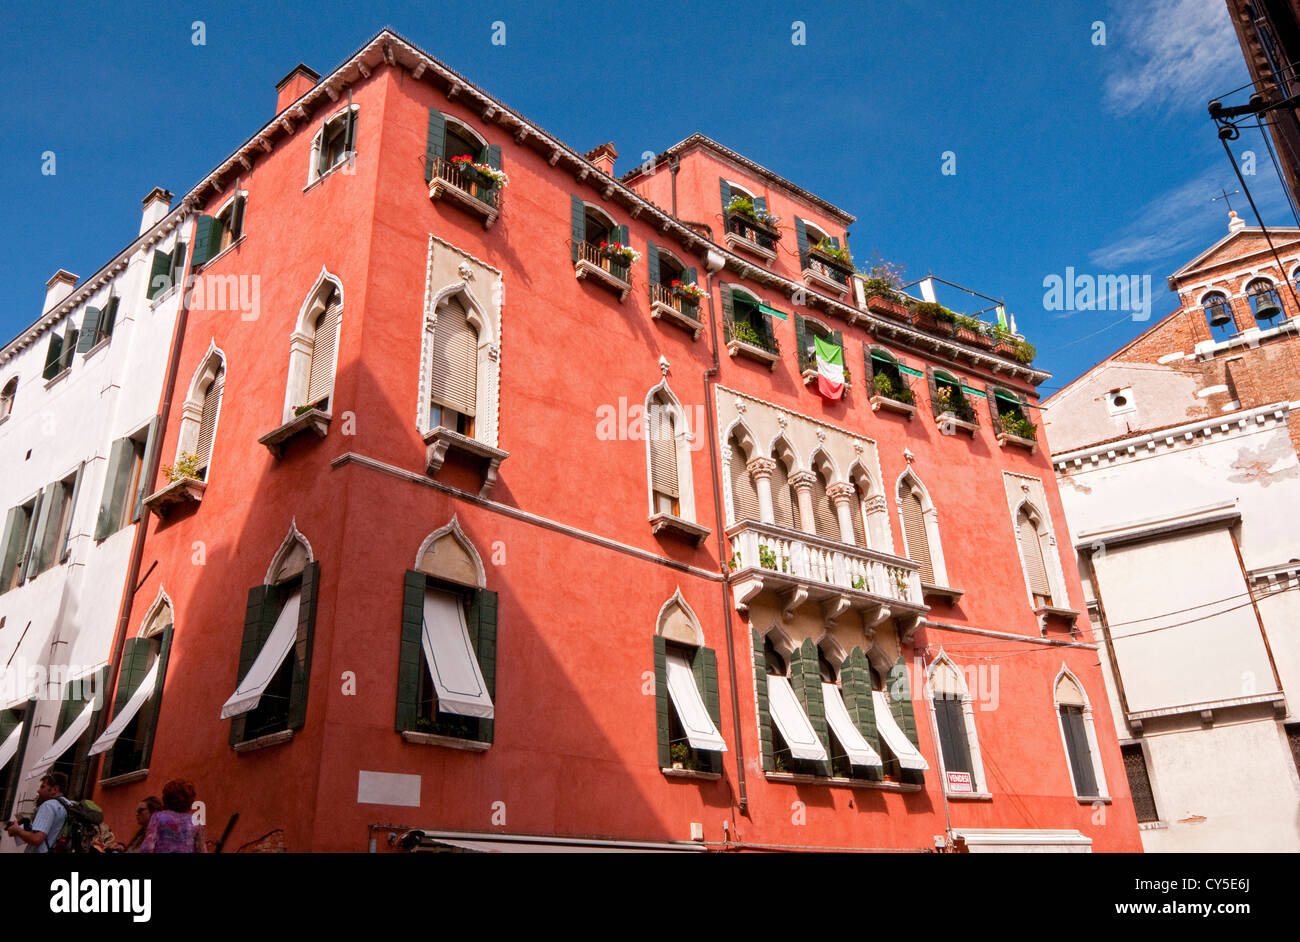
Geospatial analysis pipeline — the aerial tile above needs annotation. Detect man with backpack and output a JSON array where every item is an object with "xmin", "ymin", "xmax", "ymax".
[{"xmin": 5, "ymin": 772, "xmax": 69, "ymax": 853}]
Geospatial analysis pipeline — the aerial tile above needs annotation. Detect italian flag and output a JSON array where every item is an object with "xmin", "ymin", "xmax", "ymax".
[{"xmin": 814, "ymin": 334, "xmax": 844, "ymax": 400}]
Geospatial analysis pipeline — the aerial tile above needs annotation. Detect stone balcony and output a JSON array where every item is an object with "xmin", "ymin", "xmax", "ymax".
[{"xmin": 726, "ymin": 520, "xmax": 927, "ymax": 638}]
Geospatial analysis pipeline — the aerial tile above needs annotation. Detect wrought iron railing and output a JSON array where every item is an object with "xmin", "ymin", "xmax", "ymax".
[
  {"xmin": 576, "ymin": 240, "xmax": 631, "ymax": 283},
  {"xmin": 430, "ymin": 156, "xmax": 500, "ymax": 209}
]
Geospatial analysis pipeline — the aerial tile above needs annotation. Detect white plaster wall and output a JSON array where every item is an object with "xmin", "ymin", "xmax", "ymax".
[{"xmin": 1044, "ymin": 361, "xmax": 1208, "ymax": 454}]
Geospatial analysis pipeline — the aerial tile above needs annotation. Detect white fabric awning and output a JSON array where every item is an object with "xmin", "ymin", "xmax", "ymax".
[
  {"xmin": 665, "ymin": 652, "xmax": 726, "ymax": 752},
  {"xmin": 220, "ymin": 590, "xmax": 300, "ymax": 719},
  {"xmin": 89, "ymin": 661, "xmax": 159, "ymax": 756},
  {"xmin": 0, "ymin": 723, "xmax": 23, "ymax": 772},
  {"xmin": 421, "ymin": 590, "xmax": 494, "ymax": 719},
  {"xmin": 872, "ymin": 690, "xmax": 929, "ymax": 770},
  {"xmin": 26, "ymin": 700, "xmax": 95, "ymax": 780},
  {"xmin": 822, "ymin": 683, "xmax": 882, "ymax": 768},
  {"xmin": 766, "ymin": 674, "xmax": 827, "ymax": 761}
]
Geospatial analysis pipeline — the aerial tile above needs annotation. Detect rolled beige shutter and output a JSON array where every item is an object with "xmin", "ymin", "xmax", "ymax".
[
  {"xmin": 1018, "ymin": 509, "xmax": 1050, "ymax": 599},
  {"xmin": 900, "ymin": 488, "xmax": 934, "ymax": 584},
  {"xmin": 196, "ymin": 366, "xmax": 224, "ymax": 472},
  {"xmin": 812, "ymin": 473, "xmax": 839, "ymax": 540},
  {"xmin": 430, "ymin": 298, "xmax": 477, "ymax": 416},
  {"xmin": 306, "ymin": 294, "xmax": 340, "ymax": 407},
  {"xmin": 729, "ymin": 444, "xmax": 759, "ymax": 523},
  {"xmin": 770, "ymin": 459, "xmax": 795, "ymax": 529},
  {"xmin": 649, "ymin": 400, "xmax": 678, "ymax": 500}
]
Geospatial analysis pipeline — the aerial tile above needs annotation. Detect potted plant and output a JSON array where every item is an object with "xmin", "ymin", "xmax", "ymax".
[
  {"xmin": 872, "ymin": 372, "xmax": 914, "ymax": 404},
  {"xmin": 1013, "ymin": 339, "xmax": 1036, "ymax": 364},
  {"xmin": 599, "ymin": 240, "xmax": 640, "ymax": 266},
  {"xmin": 1001, "ymin": 411, "xmax": 1037, "ymax": 439},
  {"xmin": 812, "ymin": 238, "xmax": 853, "ymax": 269},
  {"xmin": 162, "ymin": 452, "xmax": 203, "ymax": 483},
  {"xmin": 670, "ymin": 279, "xmax": 706, "ymax": 302},
  {"xmin": 725, "ymin": 196, "xmax": 781, "ymax": 230},
  {"xmin": 758, "ymin": 545, "xmax": 778, "ymax": 570},
  {"xmin": 731, "ymin": 320, "xmax": 776, "ymax": 351},
  {"xmin": 860, "ymin": 260, "xmax": 910, "ymax": 319}
]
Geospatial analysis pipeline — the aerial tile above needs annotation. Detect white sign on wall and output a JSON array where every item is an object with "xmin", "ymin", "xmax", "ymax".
[{"xmin": 946, "ymin": 771, "xmax": 973, "ymax": 793}]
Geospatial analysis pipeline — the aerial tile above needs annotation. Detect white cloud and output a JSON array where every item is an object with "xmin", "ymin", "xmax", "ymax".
[{"xmin": 1103, "ymin": 0, "xmax": 1244, "ymax": 116}]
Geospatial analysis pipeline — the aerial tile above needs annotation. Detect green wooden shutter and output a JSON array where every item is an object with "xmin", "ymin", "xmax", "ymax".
[
  {"xmin": 138, "ymin": 624, "xmax": 173, "ymax": 769},
  {"xmin": 617, "ymin": 224, "xmax": 630, "ymax": 245},
  {"xmin": 111, "ymin": 639, "xmax": 153, "ymax": 721},
  {"xmin": 231, "ymin": 195, "xmax": 246, "ymax": 241},
  {"xmin": 789, "ymin": 639, "xmax": 831, "ymax": 776},
  {"xmin": 58, "ymin": 329, "xmax": 78, "ymax": 373},
  {"xmin": 570, "ymin": 195, "xmax": 585, "ymax": 261},
  {"xmin": 0, "ymin": 704, "xmax": 35, "ymax": 818},
  {"xmin": 830, "ymin": 235, "xmax": 841, "ymax": 250},
  {"xmin": 986, "ymin": 383, "xmax": 1003, "ymax": 434},
  {"xmin": 751, "ymin": 627, "xmax": 774, "ymax": 771},
  {"xmin": 344, "ymin": 110, "xmax": 357, "ymax": 156},
  {"xmin": 95, "ymin": 437, "xmax": 129, "ymax": 540},
  {"xmin": 168, "ymin": 243, "xmax": 186, "ymax": 288},
  {"xmin": 77, "ymin": 309, "xmax": 102, "ymax": 352},
  {"xmin": 886, "ymin": 656, "xmax": 918, "ymax": 745},
  {"xmin": 42, "ymin": 332, "xmax": 63, "ymax": 379},
  {"xmin": 100, "ymin": 297, "xmax": 119, "ymax": 338},
  {"xmin": 1060, "ymin": 705, "xmax": 1098, "ymax": 796},
  {"xmin": 288, "ymin": 561, "xmax": 320, "ymax": 730},
  {"xmin": 396, "ymin": 570, "xmax": 426, "ymax": 733},
  {"xmin": 132, "ymin": 416, "xmax": 160, "ymax": 523},
  {"xmin": 147, "ymin": 249, "xmax": 171, "ymax": 300},
  {"xmin": 720, "ymin": 284, "xmax": 735, "ymax": 342},
  {"xmin": 795, "ymin": 218, "xmax": 810, "ymax": 269},
  {"xmin": 230, "ymin": 583, "xmax": 278, "ymax": 746},
  {"xmin": 485, "ymin": 144, "xmax": 502, "ymax": 170},
  {"xmin": 934, "ymin": 696, "xmax": 972, "ymax": 775},
  {"xmin": 33, "ymin": 479, "xmax": 66, "ymax": 574},
  {"xmin": 719, "ymin": 179, "xmax": 732, "ymax": 213},
  {"xmin": 17, "ymin": 490, "xmax": 43, "ymax": 586},
  {"xmin": 192, "ymin": 215, "xmax": 220, "ymax": 267},
  {"xmin": 926, "ymin": 366, "xmax": 942, "ymax": 419},
  {"xmin": 469, "ymin": 587, "xmax": 498, "ymax": 743},
  {"xmin": 425, "ymin": 109, "xmax": 446, "ymax": 182},
  {"xmin": 0, "ymin": 506, "xmax": 22, "ymax": 591},
  {"xmin": 840, "ymin": 647, "xmax": 881, "ymax": 780},
  {"xmin": 794, "ymin": 315, "xmax": 809, "ymax": 372},
  {"xmin": 646, "ymin": 242, "xmax": 659, "ymax": 285},
  {"xmin": 691, "ymin": 646, "xmax": 723, "ymax": 773},
  {"xmin": 683, "ymin": 267, "xmax": 698, "ymax": 286},
  {"xmin": 654, "ymin": 636, "xmax": 670, "ymax": 768}
]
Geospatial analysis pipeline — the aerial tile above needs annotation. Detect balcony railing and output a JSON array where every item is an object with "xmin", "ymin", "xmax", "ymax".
[
  {"xmin": 727, "ymin": 520, "xmax": 925, "ymax": 616},
  {"xmin": 428, "ymin": 156, "xmax": 501, "ymax": 228},
  {"xmin": 575, "ymin": 240, "xmax": 631, "ymax": 283},
  {"xmin": 725, "ymin": 212, "xmax": 780, "ymax": 253},
  {"xmin": 804, "ymin": 248, "xmax": 852, "ymax": 288},
  {"xmin": 649, "ymin": 283, "xmax": 700, "ymax": 320}
]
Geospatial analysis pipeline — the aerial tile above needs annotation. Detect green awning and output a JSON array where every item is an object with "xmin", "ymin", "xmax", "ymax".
[
  {"xmin": 960, "ymin": 385, "xmax": 986, "ymax": 398},
  {"xmin": 758, "ymin": 304, "xmax": 787, "ymax": 321},
  {"xmin": 898, "ymin": 365, "xmax": 924, "ymax": 377}
]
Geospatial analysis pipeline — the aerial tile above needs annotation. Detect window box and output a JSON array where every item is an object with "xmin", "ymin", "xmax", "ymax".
[
  {"xmin": 649, "ymin": 511, "xmax": 710, "ymax": 545},
  {"xmin": 142, "ymin": 477, "xmax": 205, "ymax": 519},
  {"xmin": 870, "ymin": 394, "xmax": 916, "ymax": 418},
  {"xmin": 257, "ymin": 408, "xmax": 331, "ymax": 458},
  {"xmin": 996, "ymin": 430, "xmax": 1038, "ymax": 453},
  {"xmin": 401, "ymin": 729, "xmax": 491, "ymax": 752},
  {"xmin": 98, "ymin": 768, "xmax": 150, "ymax": 788},
  {"xmin": 865, "ymin": 295, "xmax": 911, "ymax": 321},
  {"xmin": 727, "ymin": 336, "xmax": 780, "ymax": 369},
  {"xmin": 956, "ymin": 325, "xmax": 993, "ymax": 348},
  {"xmin": 1036, "ymin": 605, "xmax": 1079, "ymax": 634},
  {"xmin": 428, "ymin": 156, "xmax": 500, "ymax": 229},
  {"xmin": 935, "ymin": 410, "xmax": 978, "ymax": 436},
  {"xmin": 574, "ymin": 241, "xmax": 631, "ymax": 301},
  {"xmin": 922, "ymin": 583, "xmax": 964, "ymax": 604},
  {"xmin": 648, "ymin": 284, "xmax": 704, "ymax": 339},
  {"xmin": 423, "ymin": 426, "xmax": 509, "ymax": 497}
]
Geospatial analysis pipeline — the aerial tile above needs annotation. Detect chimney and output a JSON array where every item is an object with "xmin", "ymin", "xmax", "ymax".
[
  {"xmin": 140, "ymin": 187, "xmax": 174, "ymax": 235},
  {"xmin": 275, "ymin": 63, "xmax": 320, "ymax": 115},
  {"xmin": 44, "ymin": 270, "xmax": 78, "ymax": 313},
  {"xmin": 585, "ymin": 142, "xmax": 618, "ymax": 176}
]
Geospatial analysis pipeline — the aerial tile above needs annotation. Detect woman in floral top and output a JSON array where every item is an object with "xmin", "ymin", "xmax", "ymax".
[{"xmin": 139, "ymin": 780, "xmax": 206, "ymax": 853}]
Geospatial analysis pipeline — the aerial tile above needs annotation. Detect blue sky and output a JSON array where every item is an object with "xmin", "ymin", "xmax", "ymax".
[{"xmin": 1, "ymin": 0, "xmax": 1289, "ymax": 393}]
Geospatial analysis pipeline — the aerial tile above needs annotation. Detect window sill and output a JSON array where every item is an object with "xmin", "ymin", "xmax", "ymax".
[
  {"xmin": 195, "ymin": 234, "xmax": 246, "ymax": 271},
  {"xmin": 724, "ymin": 231, "xmax": 777, "ymax": 262},
  {"xmin": 1035, "ymin": 605, "xmax": 1079, "ymax": 634},
  {"xmin": 661, "ymin": 767, "xmax": 722, "ymax": 781},
  {"xmin": 233, "ymin": 729, "xmax": 294, "ymax": 753},
  {"xmin": 402, "ymin": 730, "xmax": 491, "ymax": 752},
  {"xmin": 1076, "ymin": 795, "xmax": 1110, "ymax": 805},
  {"xmin": 726, "ymin": 337, "xmax": 780, "ymax": 369},
  {"xmin": 423, "ymin": 426, "xmax": 509, "ymax": 497},
  {"xmin": 303, "ymin": 154, "xmax": 359, "ymax": 193},
  {"xmin": 996, "ymin": 431, "xmax": 1038, "ymax": 453},
  {"xmin": 764, "ymin": 771, "xmax": 922, "ymax": 792},
  {"xmin": 574, "ymin": 258, "xmax": 631, "ymax": 301},
  {"xmin": 946, "ymin": 790, "xmax": 993, "ymax": 801},
  {"xmin": 99, "ymin": 768, "xmax": 149, "ymax": 788},
  {"xmin": 649, "ymin": 512, "xmax": 710, "ymax": 546},
  {"xmin": 81, "ymin": 337, "xmax": 111, "ymax": 361},
  {"xmin": 802, "ymin": 266, "xmax": 852, "ymax": 298},
  {"xmin": 142, "ymin": 477, "xmax": 205, "ymax": 519},
  {"xmin": 1138, "ymin": 820, "xmax": 1167, "ymax": 831},
  {"xmin": 428, "ymin": 177, "xmax": 499, "ymax": 228},
  {"xmin": 933, "ymin": 411, "xmax": 978, "ymax": 436},
  {"xmin": 649, "ymin": 300, "xmax": 704, "ymax": 339},
  {"xmin": 870, "ymin": 394, "xmax": 916, "ymax": 417},
  {"xmin": 43, "ymin": 368, "xmax": 72, "ymax": 389},
  {"xmin": 258, "ymin": 408, "xmax": 331, "ymax": 458},
  {"xmin": 922, "ymin": 583, "xmax": 965, "ymax": 604},
  {"xmin": 149, "ymin": 283, "xmax": 181, "ymax": 310}
]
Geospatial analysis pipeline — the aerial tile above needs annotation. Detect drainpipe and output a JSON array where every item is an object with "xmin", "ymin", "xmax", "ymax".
[
  {"xmin": 86, "ymin": 210, "xmax": 197, "ymax": 797},
  {"xmin": 700, "ymin": 247, "xmax": 747, "ymax": 813},
  {"xmin": 668, "ymin": 155, "xmax": 679, "ymax": 219}
]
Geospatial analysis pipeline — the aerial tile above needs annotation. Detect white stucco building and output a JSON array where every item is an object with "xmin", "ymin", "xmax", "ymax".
[
  {"xmin": 0, "ymin": 188, "xmax": 192, "ymax": 841},
  {"xmin": 1045, "ymin": 216, "xmax": 1300, "ymax": 851}
]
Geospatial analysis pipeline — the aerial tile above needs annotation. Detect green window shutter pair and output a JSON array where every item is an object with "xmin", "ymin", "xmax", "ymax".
[
  {"xmin": 425, "ymin": 109, "xmax": 447, "ymax": 183},
  {"xmin": 42, "ymin": 332, "xmax": 64, "ymax": 380},
  {"xmin": 839, "ymin": 647, "xmax": 881, "ymax": 781},
  {"xmin": 16, "ymin": 490, "xmax": 44, "ymax": 586},
  {"xmin": 146, "ymin": 249, "xmax": 171, "ymax": 300},
  {"xmin": 76, "ymin": 309, "xmax": 102, "ymax": 353},
  {"xmin": 795, "ymin": 218, "xmax": 810, "ymax": 269},
  {"xmin": 933, "ymin": 695, "xmax": 972, "ymax": 776},
  {"xmin": 0, "ymin": 506, "xmax": 24, "ymax": 591},
  {"xmin": 192, "ymin": 215, "xmax": 221, "ymax": 267},
  {"xmin": 570, "ymin": 194, "xmax": 585, "ymax": 261},
  {"xmin": 751, "ymin": 627, "xmax": 774, "ymax": 771},
  {"xmin": 95, "ymin": 436, "xmax": 132, "ymax": 540},
  {"xmin": 719, "ymin": 178, "xmax": 732, "ymax": 213},
  {"xmin": 0, "ymin": 704, "xmax": 35, "ymax": 819},
  {"xmin": 469, "ymin": 587, "xmax": 498, "ymax": 743},
  {"xmin": 229, "ymin": 583, "xmax": 281, "ymax": 746},
  {"xmin": 646, "ymin": 242, "xmax": 660, "ymax": 285},
  {"xmin": 1060, "ymin": 705, "xmax": 1098, "ymax": 796},
  {"xmin": 32, "ymin": 476, "xmax": 68, "ymax": 575},
  {"xmin": 131, "ymin": 416, "xmax": 160, "ymax": 524},
  {"xmin": 719, "ymin": 284, "xmax": 736, "ymax": 343},
  {"xmin": 58, "ymin": 329, "xmax": 78, "ymax": 374},
  {"xmin": 99, "ymin": 296, "xmax": 119, "ymax": 340},
  {"xmin": 653, "ymin": 636, "xmax": 671, "ymax": 768},
  {"xmin": 788, "ymin": 639, "xmax": 832, "ymax": 777},
  {"xmin": 287, "ymin": 561, "xmax": 321, "ymax": 730},
  {"xmin": 794, "ymin": 315, "xmax": 810, "ymax": 372}
]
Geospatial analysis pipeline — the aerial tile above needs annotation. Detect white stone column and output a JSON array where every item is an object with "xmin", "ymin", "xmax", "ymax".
[
  {"xmin": 283, "ymin": 329, "xmax": 314, "ymax": 422},
  {"xmin": 747, "ymin": 457, "xmax": 777, "ymax": 525},
  {"xmin": 828, "ymin": 481, "xmax": 858, "ymax": 545},
  {"xmin": 789, "ymin": 470, "xmax": 817, "ymax": 535}
]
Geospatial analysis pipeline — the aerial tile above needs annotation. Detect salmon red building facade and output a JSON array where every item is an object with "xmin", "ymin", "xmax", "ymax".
[{"xmin": 18, "ymin": 29, "xmax": 1141, "ymax": 852}]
